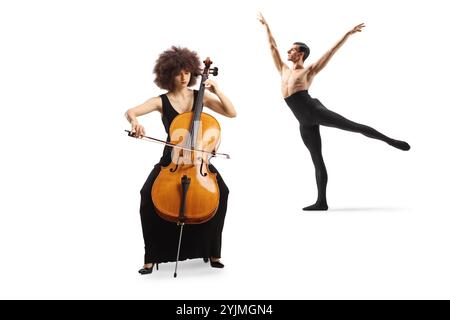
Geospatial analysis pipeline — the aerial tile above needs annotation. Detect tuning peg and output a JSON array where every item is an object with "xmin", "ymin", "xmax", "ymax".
[{"xmin": 209, "ymin": 67, "xmax": 219, "ymax": 76}]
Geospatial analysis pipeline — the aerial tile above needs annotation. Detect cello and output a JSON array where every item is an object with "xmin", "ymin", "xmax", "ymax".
[{"xmin": 151, "ymin": 58, "xmax": 222, "ymax": 277}]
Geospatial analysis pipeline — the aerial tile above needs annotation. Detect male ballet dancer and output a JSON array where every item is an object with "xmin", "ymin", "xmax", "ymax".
[{"xmin": 257, "ymin": 13, "xmax": 410, "ymax": 211}]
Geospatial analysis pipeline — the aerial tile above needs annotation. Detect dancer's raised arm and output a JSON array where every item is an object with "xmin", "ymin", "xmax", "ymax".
[
  {"xmin": 310, "ymin": 23, "xmax": 365, "ymax": 76},
  {"xmin": 257, "ymin": 12, "xmax": 288, "ymax": 74}
]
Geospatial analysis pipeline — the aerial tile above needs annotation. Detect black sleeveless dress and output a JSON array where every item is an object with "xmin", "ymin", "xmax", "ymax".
[{"xmin": 139, "ymin": 90, "xmax": 229, "ymax": 264}]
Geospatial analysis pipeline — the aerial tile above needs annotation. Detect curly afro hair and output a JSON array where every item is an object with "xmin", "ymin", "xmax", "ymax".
[{"xmin": 153, "ymin": 46, "xmax": 202, "ymax": 91}]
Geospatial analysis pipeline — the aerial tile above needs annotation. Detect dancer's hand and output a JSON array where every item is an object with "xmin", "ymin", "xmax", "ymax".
[
  {"xmin": 348, "ymin": 23, "xmax": 365, "ymax": 35},
  {"xmin": 257, "ymin": 12, "xmax": 267, "ymax": 27}
]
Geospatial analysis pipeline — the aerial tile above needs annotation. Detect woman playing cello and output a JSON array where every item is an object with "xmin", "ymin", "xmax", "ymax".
[{"xmin": 125, "ymin": 46, "xmax": 236, "ymax": 275}]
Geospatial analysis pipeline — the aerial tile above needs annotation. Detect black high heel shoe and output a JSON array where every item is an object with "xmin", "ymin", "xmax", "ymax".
[
  {"xmin": 138, "ymin": 263, "xmax": 159, "ymax": 275},
  {"xmin": 204, "ymin": 258, "xmax": 224, "ymax": 268},
  {"xmin": 210, "ymin": 260, "xmax": 224, "ymax": 268}
]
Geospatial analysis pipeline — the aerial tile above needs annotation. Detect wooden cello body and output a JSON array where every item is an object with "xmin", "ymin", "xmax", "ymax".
[{"xmin": 151, "ymin": 58, "xmax": 221, "ymax": 225}]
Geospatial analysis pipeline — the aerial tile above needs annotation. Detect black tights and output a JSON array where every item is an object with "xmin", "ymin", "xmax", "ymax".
[{"xmin": 299, "ymin": 108, "xmax": 410, "ymax": 210}]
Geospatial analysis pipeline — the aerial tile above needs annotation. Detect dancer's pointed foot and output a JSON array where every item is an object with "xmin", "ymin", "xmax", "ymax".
[
  {"xmin": 390, "ymin": 140, "xmax": 410, "ymax": 151},
  {"xmin": 303, "ymin": 202, "xmax": 328, "ymax": 211}
]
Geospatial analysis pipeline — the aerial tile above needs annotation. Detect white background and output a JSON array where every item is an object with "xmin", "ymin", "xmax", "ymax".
[{"xmin": 1, "ymin": 0, "xmax": 449, "ymax": 299}]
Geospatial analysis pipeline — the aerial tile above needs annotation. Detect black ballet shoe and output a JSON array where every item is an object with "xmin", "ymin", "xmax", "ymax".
[
  {"xmin": 389, "ymin": 140, "xmax": 411, "ymax": 151},
  {"xmin": 203, "ymin": 258, "xmax": 209, "ymax": 263},
  {"xmin": 303, "ymin": 202, "xmax": 328, "ymax": 211},
  {"xmin": 138, "ymin": 263, "xmax": 158, "ymax": 275},
  {"xmin": 209, "ymin": 259, "xmax": 225, "ymax": 268}
]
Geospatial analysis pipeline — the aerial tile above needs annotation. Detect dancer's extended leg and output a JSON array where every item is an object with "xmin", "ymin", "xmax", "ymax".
[{"xmin": 316, "ymin": 105, "xmax": 410, "ymax": 151}]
